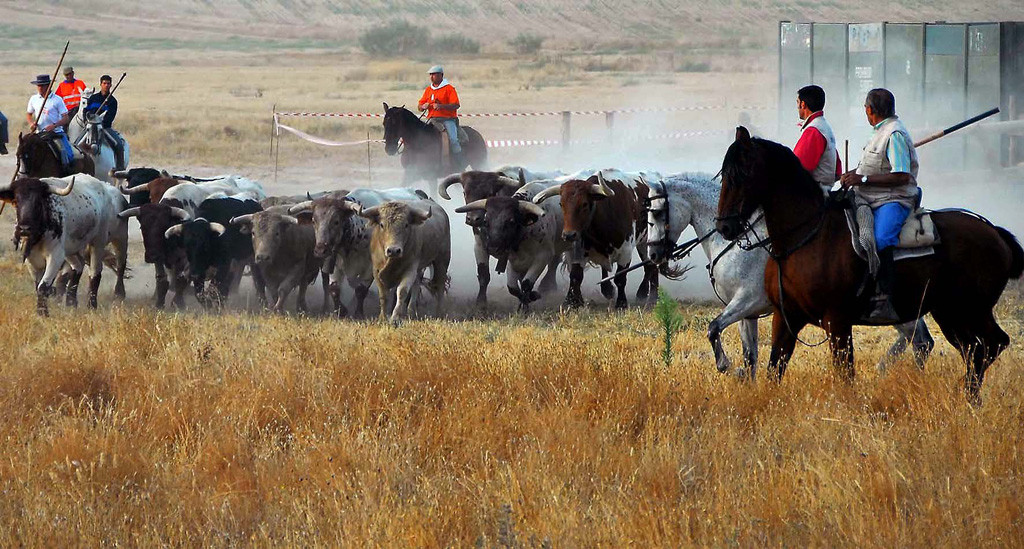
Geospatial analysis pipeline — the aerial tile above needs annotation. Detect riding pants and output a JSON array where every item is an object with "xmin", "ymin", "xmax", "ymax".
[
  {"xmin": 430, "ymin": 117, "xmax": 462, "ymax": 154},
  {"xmin": 873, "ymin": 202, "xmax": 909, "ymax": 251}
]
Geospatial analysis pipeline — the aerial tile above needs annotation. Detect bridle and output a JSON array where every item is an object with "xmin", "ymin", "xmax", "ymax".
[{"xmin": 643, "ymin": 179, "xmax": 675, "ymax": 256}]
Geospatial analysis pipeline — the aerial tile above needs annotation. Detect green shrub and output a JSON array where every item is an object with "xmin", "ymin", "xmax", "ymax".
[
  {"xmin": 360, "ymin": 20, "xmax": 431, "ymax": 57},
  {"xmin": 432, "ymin": 33, "xmax": 481, "ymax": 54},
  {"xmin": 653, "ymin": 289, "xmax": 684, "ymax": 369},
  {"xmin": 509, "ymin": 33, "xmax": 544, "ymax": 55}
]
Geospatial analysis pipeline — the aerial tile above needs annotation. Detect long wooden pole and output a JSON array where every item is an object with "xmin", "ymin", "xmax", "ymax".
[
  {"xmin": 914, "ymin": 107, "xmax": 1000, "ymax": 148},
  {"xmin": 34, "ymin": 41, "xmax": 70, "ymax": 128}
]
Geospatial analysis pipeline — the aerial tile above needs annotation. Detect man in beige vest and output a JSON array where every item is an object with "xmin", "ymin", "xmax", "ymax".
[{"xmin": 840, "ymin": 88, "xmax": 919, "ymax": 322}]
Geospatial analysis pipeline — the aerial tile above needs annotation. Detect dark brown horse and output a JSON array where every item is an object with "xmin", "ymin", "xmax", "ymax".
[
  {"xmin": 381, "ymin": 103, "xmax": 488, "ymax": 184},
  {"xmin": 13, "ymin": 132, "xmax": 94, "ymax": 181},
  {"xmin": 715, "ymin": 127, "xmax": 1023, "ymax": 403}
]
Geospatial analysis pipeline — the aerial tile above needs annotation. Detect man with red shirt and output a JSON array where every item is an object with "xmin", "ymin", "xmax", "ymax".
[
  {"xmin": 418, "ymin": 65, "xmax": 462, "ymax": 164},
  {"xmin": 792, "ymin": 85, "xmax": 841, "ymax": 189}
]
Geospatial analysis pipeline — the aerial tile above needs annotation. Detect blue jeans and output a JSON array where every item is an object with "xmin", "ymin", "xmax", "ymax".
[
  {"xmin": 56, "ymin": 132, "xmax": 73, "ymax": 166},
  {"xmin": 0, "ymin": 110, "xmax": 8, "ymax": 145},
  {"xmin": 432, "ymin": 117, "xmax": 462, "ymax": 154},
  {"xmin": 873, "ymin": 202, "xmax": 910, "ymax": 250}
]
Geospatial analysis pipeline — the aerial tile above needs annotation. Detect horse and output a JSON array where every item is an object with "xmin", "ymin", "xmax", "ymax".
[
  {"xmin": 67, "ymin": 89, "xmax": 128, "ymax": 183},
  {"xmin": 646, "ymin": 173, "xmax": 933, "ymax": 378},
  {"xmin": 715, "ymin": 127, "xmax": 1023, "ymax": 403},
  {"xmin": 13, "ymin": 131, "xmax": 94, "ymax": 181},
  {"xmin": 381, "ymin": 103, "xmax": 488, "ymax": 184}
]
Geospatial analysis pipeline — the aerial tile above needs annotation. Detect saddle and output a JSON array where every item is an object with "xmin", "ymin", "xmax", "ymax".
[
  {"xmin": 37, "ymin": 130, "xmax": 78, "ymax": 176},
  {"xmin": 837, "ymin": 188, "xmax": 939, "ymax": 276}
]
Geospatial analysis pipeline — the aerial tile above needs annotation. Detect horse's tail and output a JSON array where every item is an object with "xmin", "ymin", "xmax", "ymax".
[{"xmin": 995, "ymin": 226, "xmax": 1024, "ymax": 279}]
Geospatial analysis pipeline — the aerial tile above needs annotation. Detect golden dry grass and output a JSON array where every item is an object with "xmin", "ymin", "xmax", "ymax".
[{"xmin": 0, "ymin": 252, "xmax": 1022, "ymax": 546}]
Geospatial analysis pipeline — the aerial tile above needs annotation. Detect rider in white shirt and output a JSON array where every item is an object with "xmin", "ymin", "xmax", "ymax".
[{"xmin": 25, "ymin": 73, "xmax": 73, "ymax": 170}]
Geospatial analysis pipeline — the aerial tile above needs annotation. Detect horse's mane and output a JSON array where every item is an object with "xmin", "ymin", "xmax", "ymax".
[{"xmin": 722, "ymin": 136, "xmax": 822, "ymax": 200}]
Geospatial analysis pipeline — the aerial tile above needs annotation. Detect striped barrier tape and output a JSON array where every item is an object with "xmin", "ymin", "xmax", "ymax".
[
  {"xmin": 276, "ymin": 118, "xmax": 732, "ymax": 149},
  {"xmin": 274, "ymin": 104, "xmax": 770, "ymax": 119}
]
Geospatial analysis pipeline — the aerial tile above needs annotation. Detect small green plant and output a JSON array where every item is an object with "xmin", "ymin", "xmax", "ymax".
[{"xmin": 653, "ymin": 288, "xmax": 684, "ymax": 369}]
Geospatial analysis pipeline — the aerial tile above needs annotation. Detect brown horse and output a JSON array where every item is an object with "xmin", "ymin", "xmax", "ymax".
[
  {"xmin": 715, "ymin": 127, "xmax": 1023, "ymax": 403},
  {"xmin": 13, "ymin": 132, "xmax": 94, "ymax": 181}
]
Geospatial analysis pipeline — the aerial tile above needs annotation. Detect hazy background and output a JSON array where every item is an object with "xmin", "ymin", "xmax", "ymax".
[{"xmin": 1, "ymin": 1, "xmax": 1022, "ymax": 311}]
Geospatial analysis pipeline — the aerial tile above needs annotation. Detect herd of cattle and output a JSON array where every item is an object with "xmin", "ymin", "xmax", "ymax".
[{"xmin": 1, "ymin": 166, "xmax": 678, "ymax": 321}]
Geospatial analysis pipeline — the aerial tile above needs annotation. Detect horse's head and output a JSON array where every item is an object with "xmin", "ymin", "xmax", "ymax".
[
  {"xmin": 716, "ymin": 126, "xmax": 767, "ymax": 241},
  {"xmin": 15, "ymin": 133, "xmax": 49, "ymax": 178},
  {"xmin": 382, "ymin": 102, "xmax": 416, "ymax": 156},
  {"xmin": 645, "ymin": 179, "xmax": 684, "ymax": 263}
]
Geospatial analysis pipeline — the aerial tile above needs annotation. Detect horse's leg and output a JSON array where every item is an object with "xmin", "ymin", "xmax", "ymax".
[
  {"xmin": 880, "ymin": 319, "xmax": 934, "ymax": 373},
  {"xmin": 826, "ymin": 320, "xmax": 855, "ymax": 383},
  {"xmin": 473, "ymin": 235, "xmax": 490, "ymax": 308},
  {"xmin": 767, "ymin": 310, "xmax": 804, "ymax": 382},
  {"xmin": 968, "ymin": 312, "xmax": 1010, "ymax": 405},
  {"xmin": 738, "ymin": 318, "xmax": 759, "ymax": 380},
  {"xmin": 935, "ymin": 306, "xmax": 1009, "ymax": 405},
  {"xmin": 909, "ymin": 318, "xmax": 935, "ymax": 369},
  {"xmin": 708, "ymin": 290, "xmax": 764, "ymax": 375}
]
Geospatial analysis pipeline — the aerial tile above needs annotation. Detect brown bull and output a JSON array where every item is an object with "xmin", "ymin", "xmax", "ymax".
[{"xmin": 534, "ymin": 170, "xmax": 657, "ymax": 309}]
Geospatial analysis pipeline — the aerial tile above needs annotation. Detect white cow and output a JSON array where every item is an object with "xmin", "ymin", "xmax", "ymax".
[{"xmin": 0, "ymin": 175, "xmax": 128, "ymax": 316}]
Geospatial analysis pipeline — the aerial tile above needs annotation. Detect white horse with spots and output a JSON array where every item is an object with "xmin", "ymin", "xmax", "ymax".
[
  {"xmin": 67, "ymin": 88, "xmax": 128, "ymax": 183},
  {"xmin": 646, "ymin": 173, "xmax": 934, "ymax": 376}
]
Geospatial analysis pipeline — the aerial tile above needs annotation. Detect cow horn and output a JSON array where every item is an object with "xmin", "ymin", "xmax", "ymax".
[
  {"xmin": 532, "ymin": 184, "xmax": 562, "ymax": 204},
  {"xmin": 518, "ymin": 168, "xmax": 527, "ymax": 186},
  {"xmin": 121, "ymin": 181, "xmax": 149, "ymax": 195},
  {"xmin": 118, "ymin": 206, "xmax": 141, "ymax": 219},
  {"xmin": 288, "ymin": 200, "xmax": 313, "ymax": 215},
  {"xmin": 170, "ymin": 207, "xmax": 191, "ymax": 221},
  {"xmin": 409, "ymin": 205, "xmax": 432, "ymax": 224},
  {"xmin": 281, "ymin": 215, "xmax": 300, "ymax": 225},
  {"xmin": 497, "ymin": 176, "xmax": 522, "ymax": 189},
  {"xmin": 359, "ymin": 205, "xmax": 382, "ymax": 223},
  {"xmin": 230, "ymin": 214, "xmax": 254, "ymax": 226},
  {"xmin": 517, "ymin": 200, "xmax": 547, "ymax": 218},
  {"xmin": 591, "ymin": 172, "xmax": 615, "ymax": 197},
  {"xmin": 164, "ymin": 224, "xmax": 184, "ymax": 239},
  {"xmin": 437, "ymin": 173, "xmax": 463, "ymax": 200},
  {"xmin": 50, "ymin": 176, "xmax": 75, "ymax": 196},
  {"xmin": 208, "ymin": 222, "xmax": 227, "ymax": 236},
  {"xmin": 110, "ymin": 169, "xmax": 126, "ymax": 180},
  {"xmin": 454, "ymin": 199, "xmax": 487, "ymax": 213},
  {"xmin": 341, "ymin": 200, "xmax": 363, "ymax": 214}
]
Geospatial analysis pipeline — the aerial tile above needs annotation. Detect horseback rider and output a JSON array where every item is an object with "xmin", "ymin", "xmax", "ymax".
[
  {"xmin": 840, "ymin": 88, "xmax": 919, "ymax": 323},
  {"xmin": 793, "ymin": 85, "xmax": 842, "ymax": 189},
  {"xmin": 0, "ymin": 109, "xmax": 8, "ymax": 155},
  {"xmin": 54, "ymin": 66, "xmax": 86, "ymax": 133},
  {"xmin": 26, "ymin": 73, "xmax": 74, "ymax": 172},
  {"xmin": 82, "ymin": 74, "xmax": 125, "ymax": 169},
  {"xmin": 417, "ymin": 65, "xmax": 462, "ymax": 166}
]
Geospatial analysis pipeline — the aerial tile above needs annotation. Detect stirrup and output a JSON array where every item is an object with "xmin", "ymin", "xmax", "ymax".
[{"xmin": 866, "ymin": 294, "xmax": 899, "ymax": 324}]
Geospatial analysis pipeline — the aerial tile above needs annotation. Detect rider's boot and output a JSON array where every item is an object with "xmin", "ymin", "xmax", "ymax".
[{"xmin": 867, "ymin": 247, "xmax": 899, "ymax": 324}]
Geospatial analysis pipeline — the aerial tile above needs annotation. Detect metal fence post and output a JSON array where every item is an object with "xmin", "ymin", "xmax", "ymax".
[
  {"xmin": 605, "ymin": 111, "xmax": 615, "ymax": 143},
  {"xmin": 561, "ymin": 111, "xmax": 571, "ymax": 152}
]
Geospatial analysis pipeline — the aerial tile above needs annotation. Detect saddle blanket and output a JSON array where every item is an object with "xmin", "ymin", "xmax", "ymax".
[{"xmin": 843, "ymin": 193, "xmax": 939, "ymax": 275}]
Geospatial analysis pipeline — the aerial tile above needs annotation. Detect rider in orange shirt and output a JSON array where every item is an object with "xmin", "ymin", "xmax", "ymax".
[
  {"xmin": 418, "ymin": 65, "xmax": 462, "ymax": 163},
  {"xmin": 54, "ymin": 66, "xmax": 86, "ymax": 132}
]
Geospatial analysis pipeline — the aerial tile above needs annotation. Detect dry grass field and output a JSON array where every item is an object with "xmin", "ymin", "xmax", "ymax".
[
  {"xmin": 2, "ymin": 1, "xmax": 1024, "ymax": 545},
  {"xmin": 0, "ymin": 257, "xmax": 1022, "ymax": 546}
]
